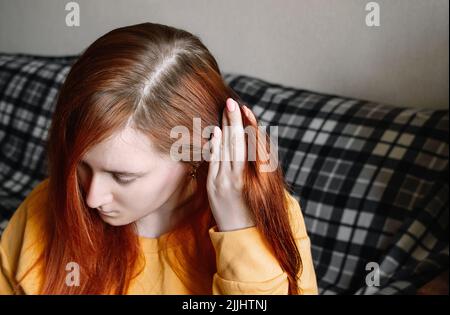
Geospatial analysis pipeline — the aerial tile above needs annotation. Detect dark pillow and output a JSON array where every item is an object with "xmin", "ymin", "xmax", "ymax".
[
  {"xmin": 0, "ymin": 53, "xmax": 78, "ymax": 223},
  {"xmin": 223, "ymin": 73, "xmax": 448, "ymax": 294}
]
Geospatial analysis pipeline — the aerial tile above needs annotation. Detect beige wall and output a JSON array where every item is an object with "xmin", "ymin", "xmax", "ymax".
[{"xmin": 0, "ymin": 0, "xmax": 448, "ymax": 109}]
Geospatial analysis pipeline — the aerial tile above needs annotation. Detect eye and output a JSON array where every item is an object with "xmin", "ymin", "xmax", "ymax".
[{"xmin": 112, "ymin": 174, "xmax": 136, "ymax": 185}]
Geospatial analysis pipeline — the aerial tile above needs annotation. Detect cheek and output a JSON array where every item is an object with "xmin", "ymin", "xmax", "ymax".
[
  {"xmin": 115, "ymin": 168, "xmax": 185, "ymax": 214},
  {"xmin": 115, "ymin": 184, "xmax": 158, "ymax": 214}
]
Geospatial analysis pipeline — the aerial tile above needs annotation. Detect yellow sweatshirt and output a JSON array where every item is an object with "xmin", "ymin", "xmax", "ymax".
[{"xmin": 0, "ymin": 179, "xmax": 318, "ymax": 295}]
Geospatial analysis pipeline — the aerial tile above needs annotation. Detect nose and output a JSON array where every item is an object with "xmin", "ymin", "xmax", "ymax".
[{"xmin": 85, "ymin": 174, "xmax": 113, "ymax": 209}]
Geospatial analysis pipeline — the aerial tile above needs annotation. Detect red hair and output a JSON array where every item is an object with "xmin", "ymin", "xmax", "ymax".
[{"xmin": 17, "ymin": 22, "xmax": 302, "ymax": 294}]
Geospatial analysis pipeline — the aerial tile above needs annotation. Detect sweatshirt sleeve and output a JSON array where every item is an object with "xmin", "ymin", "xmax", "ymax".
[
  {"xmin": 208, "ymin": 190, "xmax": 318, "ymax": 295},
  {"xmin": 0, "ymin": 178, "xmax": 48, "ymax": 295},
  {"xmin": 0, "ymin": 195, "xmax": 28, "ymax": 294}
]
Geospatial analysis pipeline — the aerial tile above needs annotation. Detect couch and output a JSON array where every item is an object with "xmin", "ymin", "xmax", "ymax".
[{"xmin": 0, "ymin": 52, "xmax": 448, "ymax": 294}]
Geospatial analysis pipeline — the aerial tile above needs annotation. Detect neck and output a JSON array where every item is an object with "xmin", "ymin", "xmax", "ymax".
[{"xmin": 136, "ymin": 178, "xmax": 197, "ymax": 239}]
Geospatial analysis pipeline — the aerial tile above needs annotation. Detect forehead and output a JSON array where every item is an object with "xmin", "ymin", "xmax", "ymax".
[{"xmin": 83, "ymin": 126, "xmax": 158, "ymax": 168}]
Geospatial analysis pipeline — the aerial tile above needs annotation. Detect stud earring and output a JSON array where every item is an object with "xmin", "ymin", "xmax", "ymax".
[{"xmin": 189, "ymin": 165, "xmax": 198, "ymax": 179}]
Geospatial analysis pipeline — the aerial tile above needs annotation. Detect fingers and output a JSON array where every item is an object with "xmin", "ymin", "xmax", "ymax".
[
  {"xmin": 242, "ymin": 105, "xmax": 272, "ymax": 167},
  {"xmin": 208, "ymin": 98, "xmax": 251, "ymax": 180},
  {"xmin": 222, "ymin": 98, "xmax": 246, "ymax": 174},
  {"xmin": 240, "ymin": 104, "xmax": 259, "ymax": 162},
  {"xmin": 242, "ymin": 104, "xmax": 257, "ymax": 125},
  {"xmin": 208, "ymin": 126, "xmax": 221, "ymax": 180},
  {"xmin": 221, "ymin": 100, "xmax": 231, "ymax": 169}
]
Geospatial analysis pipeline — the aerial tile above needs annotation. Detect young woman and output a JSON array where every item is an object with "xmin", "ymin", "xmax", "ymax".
[{"xmin": 0, "ymin": 22, "xmax": 318, "ymax": 295}]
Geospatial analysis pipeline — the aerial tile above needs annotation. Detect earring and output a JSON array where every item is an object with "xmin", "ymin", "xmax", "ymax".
[{"xmin": 189, "ymin": 165, "xmax": 198, "ymax": 179}]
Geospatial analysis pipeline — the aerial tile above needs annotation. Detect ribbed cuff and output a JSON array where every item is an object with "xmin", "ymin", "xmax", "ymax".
[{"xmin": 208, "ymin": 225, "xmax": 285, "ymax": 282}]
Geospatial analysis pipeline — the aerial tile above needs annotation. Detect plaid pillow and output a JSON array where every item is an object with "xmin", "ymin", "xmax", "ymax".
[
  {"xmin": 0, "ymin": 53, "xmax": 78, "ymax": 228},
  {"xmin": 223, "ymin": 73, "xmax": 449, "ymax": 294},
  {"xmin": 0, "ymin": 53, "xmax": 448, "ymax": 294}
]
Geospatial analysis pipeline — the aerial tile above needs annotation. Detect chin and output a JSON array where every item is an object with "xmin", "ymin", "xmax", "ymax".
[
  {"xmin": 103, "ymin": 220, "xmax": 123, "ymax": 226},
  {"xmin": 99, "ymin": 214, "xmax": 126, "ymax": 226}
]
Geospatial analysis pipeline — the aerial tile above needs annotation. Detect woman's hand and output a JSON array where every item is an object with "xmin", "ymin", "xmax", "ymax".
[{"xmin": 206, "ymin": 98, "xmax": 257, "ymax": 232}]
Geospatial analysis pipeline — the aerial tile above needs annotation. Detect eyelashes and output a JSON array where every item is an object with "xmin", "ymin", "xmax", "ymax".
[
  {"xmin": 112, "ymin": 174, "xmax": 136, "ymax": 185},
  {"xmin": 78, "ymin": 161, "xmax": 137, "ymax": 186}
]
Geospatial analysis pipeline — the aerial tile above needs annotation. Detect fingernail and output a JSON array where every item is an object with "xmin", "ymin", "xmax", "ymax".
[
  {"xmin": 226, "ymin": 98, "xmax": 236, "ymax": 112},
  {"xmin": 242, "ymin": 105, "xmax": 249, "ymax": 117}
]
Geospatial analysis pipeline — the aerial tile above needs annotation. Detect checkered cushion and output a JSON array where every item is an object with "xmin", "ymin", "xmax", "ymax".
[
  {"xmin": 0, "ymin": 53, "xmax": 448, "ymax": 294},
  {"xmin": 223, "ymin": 73, "xmax": 449, "ymax": 294},
  {"xmin": 0, "ymin": 53, "xmax": 77, "ymax": 227}
]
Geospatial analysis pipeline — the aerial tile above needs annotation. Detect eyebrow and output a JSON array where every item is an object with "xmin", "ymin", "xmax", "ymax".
[{"xmin": 80, "ymin": 160, "xmax": 148, "ymax": 177}]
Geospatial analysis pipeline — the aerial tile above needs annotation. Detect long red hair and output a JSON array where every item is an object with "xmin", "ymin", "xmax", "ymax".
[{"xmin": 17, "ymin": 22, "xmax": 302, "ymax": 294}]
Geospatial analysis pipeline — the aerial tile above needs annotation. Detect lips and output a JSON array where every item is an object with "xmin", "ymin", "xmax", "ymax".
[
  {"xmin": 97, "ymin": 209, "xmax": 118, "ymax": 217},
  {"xmin": 99, "ymin": 212, "xmax": 117, "ymax": 218}
]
